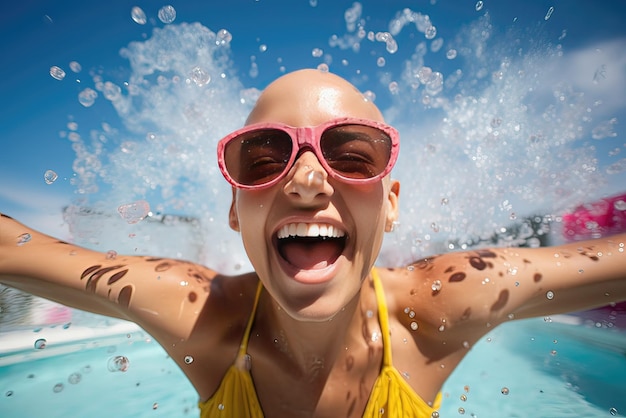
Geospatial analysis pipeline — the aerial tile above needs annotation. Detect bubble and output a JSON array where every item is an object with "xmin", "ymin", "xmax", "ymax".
[
  {"xmin": 17, "ymin": 233, "xmax": 32, "ymax": 246},
  {"xmin": 389, "ymin": 81, "xmax": 399, "ymax": 94},
  {"xmin": 431, "ymin": 412, "xmax": 440, "ymax": 418},
  {"xmin": 431, "ymin": 280, "xmax": 442, "ymax": 292},
  {"xmin": 152, "ymin": 403, "xmax": 159, "ymax": 410},
  {"xmin": 446, "ymin": 49, "xmax": 457, "ymax": 60},
  {"xmin": 78, "ymin": 88, "xmax": 98, "ymax": 107},
  {"xmin": 475, "ymin": 1, "xmax": 484, "ymax": 11},
  {"xmin": 69, "ymin": 61, "xmax": 82, "ymax": 73},
  {"xmin": 68, "ymin": 372, "xmax": 82, "ymax": 384},
  {"xmin": 458, "ymin": 407, "xmax": 465, "ymax": 414},
  {"xmin": 614, "ymin": 200, "xmax": 626, "ymax": 211},
  {"xmin": 5, "ymin": 391, "xmax": 13, "ymax": 397},
  {"xmin": 377, "ymin": 57, "xmax": 386, "ymax": 67},
  {"xmin": 117, "ymin": 200, "xmax": 150, "ymax": 224},
  {"xmin": 49, "ymin": 66, "xmax": 65, "ymax": 80},
  {"xmin": 52, "ymin": 383, "xmax": 64, "ymax": 393},
  {"xmin": 44, "ymin": 169, "xmax": 58, "ymax": 184},
  {"xmin": 610, "ymin": 408, "xmax": 618, "ymax": 416},
  {"xmin": 218, "ymin": 404, "xmax": 225, "ymax": 411},
  {"xmin": 102, "ymin": 81, "xmax": 122, "ymax": 101},
  {"xmin": 106, "ymin": 250, "xmax": 118, "ymax": 260},
  {"xmin": 501, "ymin": 387, "xmax": 510, "ymax": 395},
  {"xmin": 158, "ymin": 5, "xmax": 176, "ymax": 24},
  {"xmin": 184, "ymin": 355, "xmax": 194, "ymax": 364},
  {"xmin": 216, "ymin": 29, "xmax": 233, "ymax": 46},
  {"xmin": 424, "ymin": 25, "xmax": 437, "ymax": 40},
  {"xmin": 190, "ymin": 66, "xmax": 211, "ymax": 86},
  {"xmin": 546, "ymin": 290, "xmax": 554, "ymax": 300},
  {"xmin": 312, "ymin": 48, "xmax": 324, "ymax": 58},
  {"xmin": 131, "ymin": 6, "xmax": 147, "ymax": 25},
  {"xmin": 544, "ymin": 6, "xmax": 554, "ymax": 21},
  {"xmin": 107, "ymin": 355, "xmax": 130, "ymax": 372},
  {"xmin": 410, "ymin": 321, "xmax": 418, "ymax": 330}
]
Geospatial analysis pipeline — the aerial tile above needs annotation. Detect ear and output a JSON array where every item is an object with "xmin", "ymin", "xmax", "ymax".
[
  {"xmin": 384, "ymin": 180, "xmax": 400, "ymax": 232},
  {"xmin": 228, "ymin": 188, "xmax": 240, "ymax": 232}
]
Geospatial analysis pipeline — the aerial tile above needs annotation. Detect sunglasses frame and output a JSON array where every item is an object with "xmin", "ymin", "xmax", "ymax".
[{"xmin": 217, "ymin": 117, "xmax": 400, "ymax": 190}]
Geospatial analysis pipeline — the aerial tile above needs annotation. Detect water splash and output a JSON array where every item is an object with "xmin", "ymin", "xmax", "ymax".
[{"xmin": 60, "ymin": 3, "xmax": 625, "ymax": 270}]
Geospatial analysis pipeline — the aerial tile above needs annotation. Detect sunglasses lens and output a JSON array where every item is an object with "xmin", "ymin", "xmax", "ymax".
[
  {"xmin": 320, "ymin": 125, "xmax": 393, "ymax": 179},
  {"xmin": 224, "ymin": 129, "xmax": 293, "ymax": 186}
]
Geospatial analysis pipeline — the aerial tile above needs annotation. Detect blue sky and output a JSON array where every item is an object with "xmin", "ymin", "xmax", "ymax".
[{"xmin": 1, "ymin": 0, "xmax": 625, "ymax": 246}]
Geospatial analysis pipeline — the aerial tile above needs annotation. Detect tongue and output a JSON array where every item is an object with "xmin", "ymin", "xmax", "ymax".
[{"xmin": 280, "ymin": 239, "xmax": 343, "ymax": 270}]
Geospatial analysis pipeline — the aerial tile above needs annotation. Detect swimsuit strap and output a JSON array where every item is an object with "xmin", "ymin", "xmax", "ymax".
[
  {"xmin": 238, "ymin": 280, "xmax": 264, "ymax": 357},
  {"xmin": 370, "ymin": 267, "xmax": 393, "ymax": 368}
]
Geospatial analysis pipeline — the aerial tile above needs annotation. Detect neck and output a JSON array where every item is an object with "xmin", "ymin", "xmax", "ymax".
[{"xmin": 258, "ymin": 285, "xmax": 368, "ymax": 379}]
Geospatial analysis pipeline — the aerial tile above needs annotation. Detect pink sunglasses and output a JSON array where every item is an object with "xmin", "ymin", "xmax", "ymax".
[{"xmin": 217, "ymin": 117, "xmax": 399, "ymax": 190}]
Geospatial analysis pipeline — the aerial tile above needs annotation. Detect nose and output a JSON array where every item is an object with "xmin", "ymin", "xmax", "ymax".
[{"xmin": 283, "ymin": 151, "xmax": 334, "ymax": 204}]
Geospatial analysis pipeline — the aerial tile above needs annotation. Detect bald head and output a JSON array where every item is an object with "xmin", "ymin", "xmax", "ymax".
[{"xmin": 246, "ymin": 69, "xmax": 385, "ymax": 126}]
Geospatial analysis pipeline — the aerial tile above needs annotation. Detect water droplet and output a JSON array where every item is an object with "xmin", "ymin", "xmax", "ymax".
[
  {"xmin": 52, "ymin": 383, "xmax": 64, "ymax": 393},
  {"xmin": 410, "ymin": 321, "xmax": 418, "ymax": 331},
  {"xmin": 431, "ymin": 280, "xmax": 442, "ymax": 292},
  {"xmin": 610, "ymin": 408, "xmax": 618, "ymax": 416},
  {"xmin": 107, "ymin": 355, "xmax": 130, "ymax": 372},
  {"xmin": 152, "ymin": 402, "xmax": 159, "ymax": 410},
  {"xmin": 62, "ymin": 322, "xmax": 71, "ymax": 329},
  {"xmin": 216, "ymin": 29, "xmax": 232, "ymax": 46},
  {"xmin": 460, "ymin": 394, "xmax": 467, "ymax": 402},
  {"xmin": 117, "ymin": 200, "xmax": 150, "ymax": 224},
  {"xmin": 190, "ymin": 66, "xmax": 211, "ymax": 86},
  {"xmin": 78, "ymin": 88, "xmax": 98, "ymax": 107},
  {"xmin": 44, "ymin": 170, "xmax": 58, "ymax": 184},
  {"xmin": 218, "ymin": 404, "xmax": 225, "ymax": 411},
  {"xmin": 17, "ymin": 233, "xmax": 32, "ymax": 246},
  {"xmin": 158, "ymin": 5, "xmax": 176, "ymax": 24},
  {"xmin": 546, "ymin": 290, "xmax": 554, "ymax": 300},
  {"xmin": 424, "ymin": 25, "xmax": 437, "ymax": 40},
  {"xmin": 69, "ymin": 61, "xmax": 82, "ymax": 73},
  {"xmin": 431, "ymin": 412, "xmax": 440, "ymax": 418},
  {"xmin": 5, "ymin": 391, "xmax": 13, "ymax": 397},
  {"xmin": 49, "ymin": 66, "xmax": 65, "ymax": 80},
  {"xmin": 184, "ymin": 355, "xmax": 194, "ymax": 364},
  {"xmin": 131, "ymin": 6, "xmax": 147, "ymax": 25},
  {"xmin": 34, "ymin": 338, "xmax": 47, "ymax": 350},
  {"xmin": 501, "ymin": 387, "xmax": 510, "ymax": 395},
  {"xmin": 68, "ymin": 372, "xmax": 81, "ymax": 384}
]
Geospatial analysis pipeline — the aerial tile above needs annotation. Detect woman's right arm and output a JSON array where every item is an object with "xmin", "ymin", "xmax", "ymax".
[{"xmin": 0, "ymin": 213, "xmax": 216, "ymax": 341}]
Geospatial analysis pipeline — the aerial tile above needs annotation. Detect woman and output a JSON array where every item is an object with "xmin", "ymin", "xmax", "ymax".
[{"xmin": 2, "ymin": 69, "xmax": 625, "ymax": 417}]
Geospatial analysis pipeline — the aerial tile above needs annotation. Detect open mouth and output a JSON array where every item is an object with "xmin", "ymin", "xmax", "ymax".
[{"xmin": 276, "ymin": 223, "xmax": 347, "ymax": 270}]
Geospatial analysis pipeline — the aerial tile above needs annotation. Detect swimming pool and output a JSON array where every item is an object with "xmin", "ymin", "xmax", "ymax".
[
  {"xmin": 1, "ymin": 310, "xmax": 624, "ymax": 417},
  {"xmin": 2, "ymin": 1, "xmax": 626, "ymax": 417}
]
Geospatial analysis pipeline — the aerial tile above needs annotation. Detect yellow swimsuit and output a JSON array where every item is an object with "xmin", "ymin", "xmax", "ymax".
[{"xmin": 198, "ymin": 268, "xmax": 442, "ymax": 417}]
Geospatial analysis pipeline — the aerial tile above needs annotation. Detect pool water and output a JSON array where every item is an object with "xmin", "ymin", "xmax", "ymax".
[{"xmin": 1, "ymin": 316, "xmax": 624, "ymax": 417}]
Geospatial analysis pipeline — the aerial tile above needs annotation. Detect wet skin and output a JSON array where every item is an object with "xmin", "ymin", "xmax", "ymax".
[{"xmin": 1, "ymin": 70, "xmax": 626, "ymax": 417}]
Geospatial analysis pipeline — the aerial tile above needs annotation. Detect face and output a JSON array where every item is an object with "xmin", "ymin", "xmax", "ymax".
[{"xmin": 228, "ymin": 69, "xmax": 400, "ymax": 321}]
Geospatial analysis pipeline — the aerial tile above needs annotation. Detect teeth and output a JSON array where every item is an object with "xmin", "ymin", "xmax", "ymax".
[{"xmin": 277, "ymin": 223, "xmax": 345, "ymax": 239}]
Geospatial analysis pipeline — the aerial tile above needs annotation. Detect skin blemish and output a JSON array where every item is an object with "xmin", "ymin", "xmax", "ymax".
[
  {"xmin": 81, "ymin": 265, "xmax": 102, "ymax": 280},
  {"xmin": 460, "ymin": 307, "xmax": 472, "ymax": 321},
  {"xmin": 476, "ymin": 249, "xmax": 497, "ymax": 258},
  {"xmin": 469, "ymin": 257, "xmax": 487, "ymax": 270},
  {"xmin": 118, "ymin": 285, "xmax": 133, "ymax": 308},
  {"xmin": 155, "ymin": 262, "xmax": 173, "ymax": 272},
  {"xmin": 188, "ymin": 292, "xmax": 197, "ymax": 302},
  {"xmin": 534, "ymin": 273, "xmax": 543, "ymax": 282},
  {"xmin": 449, "ymin": 272, "xmax": 466, "ymax": 282},
  {"xmin": 83, "ymin": 265, "xmax": 126, "ymax": 292},
  {"xmin": 107, "ymin": 269, "xmax": 129, "ymax": 285},
  {"xmin": 490, "ymin": 290, "xmax": 509, "ymax": 311}
]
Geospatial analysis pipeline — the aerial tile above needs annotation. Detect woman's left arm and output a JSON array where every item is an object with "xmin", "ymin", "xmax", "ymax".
[{"xmin": 502, "ymin": 232, "xmax": 626, "ymax": 319}]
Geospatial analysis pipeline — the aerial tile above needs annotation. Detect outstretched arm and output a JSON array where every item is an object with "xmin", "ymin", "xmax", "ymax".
[
  {"xmin": 399, "ymin": 233, "xmax": 626, "ymax": 335},
  {"xmin": 0, "ymin": 213, "xmax": 216, "ymax": 341}
]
